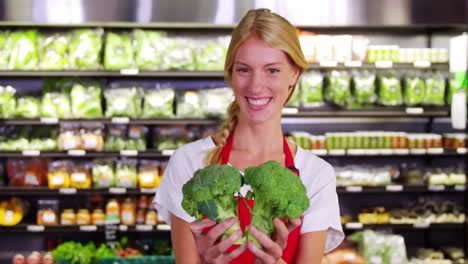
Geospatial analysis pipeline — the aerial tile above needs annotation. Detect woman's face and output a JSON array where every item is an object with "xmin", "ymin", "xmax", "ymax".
[{"xmin": 231, "ymin": 35, "xmax": 299, "ymax": 124}]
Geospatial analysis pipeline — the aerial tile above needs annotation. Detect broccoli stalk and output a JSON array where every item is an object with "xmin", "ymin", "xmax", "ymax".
[
  {"xmin": 182, "ymin": 164, "xmax": 245, "ymax": 244},
  {"xmin": 244, "ymin": 161, "xmax": 310, "ymax": 248}
]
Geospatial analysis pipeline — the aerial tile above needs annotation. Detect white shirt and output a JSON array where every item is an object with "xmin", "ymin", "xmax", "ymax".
[{"xmin": 153, "ymin": 136, "xmax": 344, "ymax": 253}]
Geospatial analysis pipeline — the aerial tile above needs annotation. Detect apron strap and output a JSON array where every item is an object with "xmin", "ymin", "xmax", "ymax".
[{"xmin": 220, "ymin": 132, "xmax": 234, "ymax": 165}]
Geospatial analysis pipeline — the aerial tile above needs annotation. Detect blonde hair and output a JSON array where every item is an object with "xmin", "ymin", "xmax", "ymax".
[{"xmin": 206, "ymin": 8, "xmax": 308, "ymax": 165}]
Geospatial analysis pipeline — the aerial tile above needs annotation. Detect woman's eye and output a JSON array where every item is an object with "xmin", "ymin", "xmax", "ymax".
[
  {"xmin": 236, "ymin": 67, "xmax": 249, "ymax": 73},
  {"xmin": 268, "ymin": 68, "xmax": 280, "ymax": 73}
]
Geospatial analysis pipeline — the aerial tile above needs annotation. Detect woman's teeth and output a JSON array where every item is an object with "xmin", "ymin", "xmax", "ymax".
[{"xmin": 247, "ymin": 97, "xmax": 270, "ymax": 106}]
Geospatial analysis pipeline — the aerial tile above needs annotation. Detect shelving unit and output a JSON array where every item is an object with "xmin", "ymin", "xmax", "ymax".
[{"xmin": 0, "ymin": 22, "xmax": 466, "ymax": 260}]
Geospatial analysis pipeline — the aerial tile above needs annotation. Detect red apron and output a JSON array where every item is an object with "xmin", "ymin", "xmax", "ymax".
[{"xmin": 206, "ymin": 132, "xmax": 302, "ymax": 263}]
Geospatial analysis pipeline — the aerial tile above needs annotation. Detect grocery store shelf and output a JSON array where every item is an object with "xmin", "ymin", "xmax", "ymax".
[
  {"xmin": 0, "ymin": 117, "xmax": 221, "ymax": 125},
  {"xmin": 0, "ymin": 224, "xmax": 170, "ymax": 233},
  {"xmin": 0, "ymin": 70, "xmax": 225, "ymax": 78},
  {"xmin": 0, "ymin": 185, "xmax": 463, "ymax": 197},
  {"xmin": 0, "ymin": 150, "xmax": 169, "ymax": 158},
  {"xmin": 283, "ymin": 107, "xmax": 450, "ymax": 118},
  {"xmin": 307, "ymin": 62, "xmax": 449, "ymax": 70},
  {"xmin": 0, "ymin": 148, "xmax": 465, "ymax": 159},
  {"xmin": 342, "ymin": 222, "xmax": 465, "ymax": 231},
  {"xmin": 337, "ymin": 185, "xmax": 466, "ymax": 194},
  {"xmin": 0, "ymin": 186, "xmax": 159, "ymax": 196}
]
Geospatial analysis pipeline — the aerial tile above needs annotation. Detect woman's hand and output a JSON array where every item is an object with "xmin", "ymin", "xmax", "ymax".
[
  {"xmin": 247, "ymin": 218, "xmax": 301, "ymax": 264},
  {"xmin": 189, "ymin": 217, "xmax": 247, "ymax": 264}
]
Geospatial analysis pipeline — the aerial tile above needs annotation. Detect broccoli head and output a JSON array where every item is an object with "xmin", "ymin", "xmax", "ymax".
[
  {"xmin": 182, "ymin": 164, "xmax": 245, "ymax": 243},
  {"xmin": 244, "ymin": 160, "xmax": 310, "ymax": 247}
]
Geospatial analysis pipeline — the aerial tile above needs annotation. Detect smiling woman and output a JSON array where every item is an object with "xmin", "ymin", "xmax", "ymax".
[{"xmin": 153, "ymin": 8, "xmax": 344, "ymax": 264}]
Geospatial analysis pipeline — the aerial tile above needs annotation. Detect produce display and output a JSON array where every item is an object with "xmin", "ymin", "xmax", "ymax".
[
  {"xmin": 133, "ymin": 29, "xmax": 165, "ymax": 70},
  {"xmin": 104, "ymin": 125, "xmax": 147, "ymax": 151},
  {"xmin": 0, "ymin": 126, "xmax": 57, "ymax": 151},
  {"xmin": 104, "ymin": 87, "xmax": 143, "ymax": 118},
  {"xmin": 141, "ymin": 86, "xmax": 175, "ymax": 118},
  {"xmin": 70, "ymin": 82, "xmax": 103, "ymax": 118},
  {"xmin": 350, "ymin": 230, "xmax": 408, "ymax": 264},
  {"xmin": 198, "ymin": 87, "xmax": 233, "ymax": 118},
  {"xmin": 3, "ymin": 157, "xmax": 165, "ymax": 189},
  {"xmin": 161, "ymin": 38, "xmax": 195, "ymax": 70},
  {"xmin": 324, "ymin": 70, "xmax": 351, "ymax": 106},
  {"xmin": 69, "ymin": 29, "xmax": 103, "ymax": 70},
  {"xmin": 0, "ymin": 197, "xmax": 24, "ymax": 226},
  {"xmin": 299, "ymin": 71, "xmax": 324, "ymax": 107},
  {"xmin": 104, "ymin": 32, "xmax": 134, "ymax": 70},
  {"xmin": 15, "ymin": 96, "xmax": 40, "ymax": 118},
  {"xmin": 378, "ymin": 73, "xmax": 403, "ymax": 106},
  {"xmin": 176, "ymin": 90, "xmax": 203, "ymax": 118},
  {"xmin": 38, "ymin": 33, "xmax": 70, "ymax": 70},
  {"xmin": 8, "ymin": 30, "xmax": 39, "ymax": 70},
  {"xmin": 194, "ymin": 36, "xmax": 229, "ymax": 71},
  {"xmin": 408, "ymin": 248, "xmax": 465, "ymax": 264},
  {"xmin": 0, "ymin": 86, "xmax": 16, "ymax": 118}
]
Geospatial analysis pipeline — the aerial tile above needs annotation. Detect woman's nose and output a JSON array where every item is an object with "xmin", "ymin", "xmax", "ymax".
[{"xmin": 248, "ymin": 71, "xmax": 265, "ymax": 94}]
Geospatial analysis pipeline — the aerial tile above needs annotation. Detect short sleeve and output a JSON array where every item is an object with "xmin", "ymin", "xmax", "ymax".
[
  {"xmin": 152, "ymin": 149, "xmax": 196, "ymax": 226},
  {"xmin": 300, "ymin": 163, "xmax": 344, "ymax": 253}
]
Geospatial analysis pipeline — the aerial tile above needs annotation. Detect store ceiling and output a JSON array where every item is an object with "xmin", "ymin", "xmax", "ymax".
[{"xmin": 0, "ymin": 0, "xmax": 466, "ymax": 25}]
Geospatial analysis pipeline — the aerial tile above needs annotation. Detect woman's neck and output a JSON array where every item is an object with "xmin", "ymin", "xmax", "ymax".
[{"xmin": 232, "ymin": 117, "xmax": 284, "ymax": 156}]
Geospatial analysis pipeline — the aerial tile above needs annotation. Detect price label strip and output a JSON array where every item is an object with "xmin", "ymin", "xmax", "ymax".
[
  {"xmin": 22, "ymin": 150, "xmax": 40, "ymax": 157},
  {"xmin": 385, "ymin": 185, "xmax": 403, "ymax": 192},
  {"xmin": 406, "ymin": 107, "xmax": 424, "ymax": 114},
  {"xmin": 346, "ymin": 186, "xmax": 363, "ymax": 193},
  {"xmin": 140, "ymin": 188, "xmax": 158, "ymax": 194},
  {"xmin": 40, "ymin": 117, "xmax": 59, "ymax": 124},
  {"xmin": 428, "ymin": 185, "xmax": 445, "ymax": 192},
  {"xmin": 120, "ymin": 150, "xmax": 138, "ymax": 156},
  {"xmin": 109, "ymin": 188, "xmax": 127, "ymax": 194},
  {"xmin": 120, "ymin": 69, "xmax": 139, "ymax": 75},
  {"xmin": 80, "ymin": 225, "xmax": 98, "ymax": 232},
  {"xmin": 111, "ymin": 117, "xmax": 130, "ymax": 124},
  {"xmin": 136, "ymin": 225, "xmax": 153, "ymax": 232},
  {"xmin": 413, "ymin": 222, "xmax": 430, "ymax": 229},
  {"xmin": 345, "ymin": 222, "xmax": 364, "ymax": 229},
  {"xmin": 157, "ymin": 225, "xmax": 171, "ymax": 231},
  {"xmin": 27, "ymin": 225, "xmax": 45, "ymax": 232},
  {"xmin": 59, "ymin": 188, "xmax": 77, "ymax": 195},
  {"xmin": 68, "ymin": 150, "xmax": 86, "ymax": 156}
]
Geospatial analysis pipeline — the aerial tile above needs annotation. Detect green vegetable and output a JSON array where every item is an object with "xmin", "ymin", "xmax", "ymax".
[
  {"xmin": 0, "ymin": 86, "xmax": 16, "ymax": 118},
  {"xmin": 352, "ymin": 72, "xmax": 376, "ymax": 105},
  {"xmin": 350, "ymin": 230, "xmax": 408, "ymax": 264},
  {"xmin": 8, "ymin": 30, "xmax": 39, "ymax": 70},
  {"xmin": 134, "ymin": 29, "xmax": 164, "ymax": 70},
  {"xmin": 115, "ymin": 159, "xmax": 138, "ymax": 188},
  {"xmin": 126, "ymin": 126, "xmax": 147, "ymax": 151},
  {"xmin": 447, "ymin": 77, "xmax": 467, "ymax": 105},
  {"xmin": 244, "ymin": 161, "xmax": 310, "ymax": 248},
  {"xmin": 0, "ymin": 32, "xmax": 11, "ymax": 69},
  {"xmin": 300, "ymin": 71, "xmax": 324, "ymax": 107},
  {"xmin": 70, "ymin": 82, "xmax": 103, "ymax": 118},
  {"xmin": 195, "ymin": 39, "xmax": 227, "ymax": 71},
  {"xmin": 176, "ymin": 90, "xmax": 203, "ymax": 118},
  {"xmin": 142, "ymin": 88, "xmax": 175, "ymax": 118},
  {"xmin": 16, "ymin": 96, "xmax": 40, "ymax": 118},
  {"xmin": 403, "ymin": 74, "xmax": 425, "ymax": 106},
  {"xmin": 69, "ymin": 29, "xmax": 103, "ymax": 69},
  {"xmin": 286, "ymin": 86, "xmax": 300, "ymax": 107},
  {"xmin": 41, "ymin": 92, "xmax": 72, "ymax": 118},
  {"xmin": 162, "ymin": 38, "xmax": 195, "ymax": 70},
  {"xmin": 38, "ymin": 33, "xmax": 69, "ymax": 70},
  {"xmin": 104, "ymin": 32, "xmax": 134, "ymax": 70},
  {"xmin": 378, "ymin": 73, "xmax": 403, "ymax": 106},
  {"xmin": 424, "ymin": 74, "xmax": 445, "ymax": 106},
  {"xmin": 95, "ymin": 243, "xmax": 116, "ymax": 259},
  {"xmin": 52, "ymin": 241, "xmax": 96, "ymax": 264},
  {"xmin": 182, "ymin": 164, "xmax": 244, "ymax": 244},
  {"xmin": 104, "ymin": 125, "xmax": 127, "ymax": 151},
  {"xmin": 324, "ymin": 71, "xmax": 351, "ymax": 106},
  {"xmin": 105, "ymin": 87, "xmax": 143, "ymax": 118},
  {"xmin": 93, "ymin": 159, "xmax": 115, "ymax": 188}
]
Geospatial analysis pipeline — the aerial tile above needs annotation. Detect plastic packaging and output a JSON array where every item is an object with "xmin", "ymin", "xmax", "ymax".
[
  {"xmin": 126, "ymin": 126, "xmax": 147, "ymax": 151},
  {"xmin": 70, "ymin": 82, "xmax": 103, "ymax": 118},
  {"xmin": 300, "ymin": 71, "xmax": 324, "ymax": 107},
  {"xmin": 403, "ymin": 73, "xmax": 426, "ymax": 106},
  {"xmin": 40, "ymin": 92, "xmax": 72, "ymax": 118},
  {"xmin": 105, "ymin": 198, "xmax": 120, "ymax": 224},
  {"xmin": 58, "ymin": 124, "xmax": 81, "ymax": 151},
  {"xmin": 80, "ymin": 123, "xmax": 104, "ymax": 151},
  {"xmin": 104, "ymin": 87, "xmax": 143, "ymax": 118},
  {"xmin": 7, "ymin": 159, "xmax": 26, "ymax": 186},
  {"xmin": 0, "ymin": 86, "xmax": 16, "ymax": 118},
  {"xmin": 104, "ymin": 32, "xmax": 134, "ymax": 70},
  {"xmin": 23, "ymin": 159, "xmax": 48, "ymax": 187},
  {"xmin": 69, "ymin": 29, "xmax": 103, "ymax": 69},
  {"xmin": 104, "ymin": 125, "xmax": 127, "ymax": 151},
  {"xmin": 60, "ymin": 209, "xmax": 76, "ymax": 225},
  {"xmin": 352, "ymin": 71, "xmax": 377, "ymax": 105},
  {"xmin": 134, "ymin": 29, "xmax": 165, "ymax": 70},
  {"xmin": 8, "ymin": 30, "xmax": 39, "ymax": 70},
  {"xmin": 37, "ymin": 200, "xmax": 59, "ymax": 225},
  {"xmin": 0, "ymin": 32, "xmax": 10, "ymax": 69},
  {"xmin": 16, "ymin": 96, "xmax": 40, "ymax": 118},
  {"xmin": 115, "ymin": 159, "xmax": 138, "ymax": 188},
  {"xmin": 91, "ymin": 209, "xmax": 105, "ymax": 225},
  {"xmin": 47, "ymin": 160, "xmax": 71, "ymax": 189},
  {"xmin": 161, "ymin": 37, "xmax": 195, "ymax": 70},
  {"xmin": 38, "ymin": 33, "xmax": 69, "ymax": 70},
  {"xmin": 120, "ymin": 198, "xmax": 136, "ymax": 225},
  {"xmin": 92, "ymin": 159, "xmax": 115, "ymax": 188},
  {"xmin": 176, "ymin": 90, "xmax": 203, "ymax": 118},
  {"xmin": 324, "ymin": 71, "xmax": 351, "ymax": 106},
  {"xmin": 378, "ymin": 73, "xmax": 403, "ymax": 106},
  {"xmin": 199, "ymin": 87, "xmax": 234, "ymax": 118},
  {"xmin": 29, "ymin": 126, "xmax": 58, "ymax": 151},
  {"xmin": 70, "ymin": 162, "xmax": 92, "ymax": 189},
  {"xmin": 142, "ymin": 86, "xmax": 175, "ymax": 118},
  {"xmin": 423, "ymin": 73, "xmax": 446, "ymax": 106},
  {"xmin": 76, "ymin": 209, "xmax": 91, "ymax": 225},
  {"xmin": 194, "ymin": 37, "xmax": 228, "ymax": 71},
  {"xmin": 138, "ymin": 160, "xmax": 160, "ymax": 188}
]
